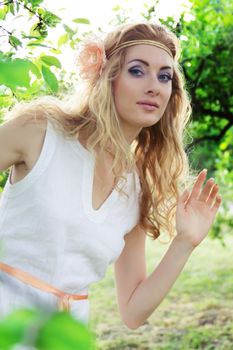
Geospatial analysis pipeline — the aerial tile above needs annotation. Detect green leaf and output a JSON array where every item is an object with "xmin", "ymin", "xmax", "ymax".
[
  {"xmin": 40, "ymin": 55, "xmax": 61, "ymax": 68},
  {"xmin": 29, "ymin": 23, "xmax": 43, "ymax": 38},
  {"xmin": 35, "ymin": 312, "xmax": 95, "ymax": 350},
  {"xmin": 70, "ymin": 40, "xmax": 77, "ymax": 50},
  {"xmin": 37, "ymin": 7, "xmax": 45, "ymax": 16},
  {"xmin": 27, "ymin": 42, "xmax": 51, "ymax": 48},
  {"xmin": 0, "ymin": 7, "xmax": 7, "ymax": 20},
  {"xmin": 42, "ymin": 11, "xmax": 61, "ymax": 27},
  {"xmin": 8, "ymin": 35, "xmax": 22, "ymax": 49},
  {"xmin": 28, "ymin": 61, "xmax": 41, "ymax": 78},
  {"xmin": 58, "ymin": 33, "xmax": 69, "ymax": 48},
  {"xmin": 72, "ymin": 18, "xmax": 90, "ymax": 25},
  {"xmin": 37, "ymin": 23, "xmax": 48, "ymax": 38},
  {"xmin": 41, "ymin": 65, "xmax": 58, "ymax": 92},
  {"xmin": 9, "ymin": 3, "xmax": 15, "ymax": 15},
  {"xmin": 30, "ymin": 0, "xmax": 44, "ymax": 8},
  {"xmin": 0, "ymin": 309, "xmax": 39, "ymax": 349},
  {"xmin": 0, "ymin": 58, "xmax": 39, "ymax": 89},
  {"xmin": 63, "ymin": 24, "xmax": 76, "ymax": 36},
  {"xmin": 49, "ymin": 48, "xmax": 62, "ymax": 55},
  {"xmin": 21, "ymin": 33, "xmax": 42, "ymax": 40},
  {"xmin": 219, "ymin": 142, "xmax": 228, "ymax": 151}
]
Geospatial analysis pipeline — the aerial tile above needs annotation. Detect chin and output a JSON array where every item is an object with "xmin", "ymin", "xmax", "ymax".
[{"xmin": 140, "ymin": 116, "xmax": 162, "ymax": 128}]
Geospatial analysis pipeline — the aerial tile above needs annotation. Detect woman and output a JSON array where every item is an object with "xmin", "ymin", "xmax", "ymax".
[{"xmin": 0, "ymin": 22, "xmax": 221, "ymax": 329}]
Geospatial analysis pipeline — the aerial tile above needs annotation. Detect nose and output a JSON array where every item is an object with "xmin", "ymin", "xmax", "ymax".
[{"xmin": 145, "ymin": 76, "xmax": 160, "ymax": 96}]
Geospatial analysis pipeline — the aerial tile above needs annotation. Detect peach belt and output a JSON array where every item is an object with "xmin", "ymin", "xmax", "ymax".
[{"xmin": 0, "ymin": 262, "xmax": 88, "ymax": 312}]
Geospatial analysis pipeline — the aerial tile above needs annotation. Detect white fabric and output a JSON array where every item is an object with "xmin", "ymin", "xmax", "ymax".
[{"xmin": 0, "ymin": 120, "xmax": 140, "ymax": 324}]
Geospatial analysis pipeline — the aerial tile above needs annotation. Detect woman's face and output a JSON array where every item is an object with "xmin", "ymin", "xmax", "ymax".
[{"xmin": 113, "ymin": 44, "xmax": 173, "ymax": 142}]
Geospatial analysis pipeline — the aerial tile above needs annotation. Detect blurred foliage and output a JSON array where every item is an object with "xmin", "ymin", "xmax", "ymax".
[
  {"xmin": 0, "ymin": 308, "xmax": 96, "ymax": 349},
  {"xmin": 0, "ymin": 171, "xmax": 8, "ymax": 192},
  {"xmin": 142, "ymin": 0, "xmax": 233, "ymax": 174},
  {"xmin": 0, "ymin": 0, "xmax": 62, "ymax": 94},
  {"xmin": 0, "ymin": 0, "xmax": 90, "ymax": 101}
]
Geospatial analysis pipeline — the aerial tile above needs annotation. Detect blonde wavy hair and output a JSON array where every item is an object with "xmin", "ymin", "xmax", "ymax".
[{"xmin": 5, "ymin": 22, "xmax": 193, "ymax": 241}]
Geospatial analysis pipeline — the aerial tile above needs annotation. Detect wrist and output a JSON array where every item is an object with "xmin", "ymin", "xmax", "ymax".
[{"xmin": 172, "ymin": 235, "xmax": 196, "ymax": 254}]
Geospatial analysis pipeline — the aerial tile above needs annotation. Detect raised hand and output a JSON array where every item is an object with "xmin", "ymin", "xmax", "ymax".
[{"xmin": 175, "ymin": 169, "xmax": 222, "ymax": 248}]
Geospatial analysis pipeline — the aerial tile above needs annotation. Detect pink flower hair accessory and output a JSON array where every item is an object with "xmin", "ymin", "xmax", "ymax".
[{"xmin": 76, "ymin": 38, "xmax": 107, "ymax": 80}]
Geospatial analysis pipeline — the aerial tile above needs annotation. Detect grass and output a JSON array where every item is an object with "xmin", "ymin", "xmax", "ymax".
[{"xmin": 88, "ymin": 235, "xmax": 233, "ymax": 350}]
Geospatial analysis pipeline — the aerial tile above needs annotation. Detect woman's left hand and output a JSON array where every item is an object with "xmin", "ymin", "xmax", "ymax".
[{"xmin": 175, "ymin": 169, "xmax": 222, "ymax": 248}]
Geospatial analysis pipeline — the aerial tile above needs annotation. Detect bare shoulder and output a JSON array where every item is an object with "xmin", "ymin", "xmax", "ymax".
[
  {"xmin": 0, "ymin": 114, "xmax": 47, "ymax": 172},
  {"xmin": 20, "ymin": 115, "xmax": 48, "ymax": 170}
]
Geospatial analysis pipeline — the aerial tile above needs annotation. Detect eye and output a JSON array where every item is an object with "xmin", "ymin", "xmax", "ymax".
[
  {"xmin": 128, "ymin": 67, "xmax": 144, "ymax": 77},
  {"xmin": 158, "ymin": 73, "xmax": 173, "ymax": 83}
]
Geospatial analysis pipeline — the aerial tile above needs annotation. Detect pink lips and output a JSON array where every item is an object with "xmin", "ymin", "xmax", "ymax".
[{"xmin": 137, "ymin": 101, "xmax": 159, "ymax": 111}]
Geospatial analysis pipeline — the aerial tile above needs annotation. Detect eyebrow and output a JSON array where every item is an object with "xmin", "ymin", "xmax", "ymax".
[{"xmin": 127, "ymin": 59, "xmax": 172, "ymax": 70}]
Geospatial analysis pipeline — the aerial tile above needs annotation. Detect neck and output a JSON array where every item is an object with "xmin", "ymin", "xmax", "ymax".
[{"xmin": 119, "ymin": 122, "xmax": 142, "ymax": 144}]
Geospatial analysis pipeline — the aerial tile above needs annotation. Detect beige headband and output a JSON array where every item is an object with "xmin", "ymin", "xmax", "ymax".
[{"xmin": 107, "ymin": 39, "xmax": 173, "ymax": 59}]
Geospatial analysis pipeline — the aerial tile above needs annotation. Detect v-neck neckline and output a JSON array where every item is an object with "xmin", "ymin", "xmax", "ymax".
[
  {"xmin": 84, "ymin": 156, "xmax": 119, "ymax": 211},
  {"xmin": 70, "ymin": 137, "xmax": 124, "ymax": 222}
]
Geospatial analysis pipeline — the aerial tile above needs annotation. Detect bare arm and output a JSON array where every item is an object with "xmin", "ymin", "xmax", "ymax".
[
  {"xmin": 114, "ymin": 226, "xmax": 193, "ymax": 329},
  {"xmin": 0, "ymin": 115, "xmax": 46, "ymax": 172},
  {"xmin": 114, "ymin": 224, "xmax": 147, "ymax": 328},
  {"xmin": 0, "ymin": 117, "xmax": 26, "ymax": 172},
  {"xmin": 114, "ymin": 170, "xmax": 221, "ymax": 329}
]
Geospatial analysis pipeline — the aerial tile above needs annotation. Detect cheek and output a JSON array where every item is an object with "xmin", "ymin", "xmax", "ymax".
[
  {"xmin": 163, "ymin": 86, "xmax": 172, "ymax": 104},
  {"xmin": 159, "ymin": 87, "xmax": 172, "ymax": 115},
  {"xmin": 113, "ymin": 77, "xmax": 131, "ymax": 108},
  {"xmin": 114, "ymin": 76, "xmax": 130, "ymax": 96}
]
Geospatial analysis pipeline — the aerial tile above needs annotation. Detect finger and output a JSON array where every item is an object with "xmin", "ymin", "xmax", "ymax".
[
  {"xmin": 206, "ymin": 184, "xmax": 219, "ymax": 206},
  {"xmin": 211, "ymin": 194, "xmax": 222, "ymax": 213},
  {"xmin": 178, "ymin": 190, "xmax": 190, "ymax": 212},
  {"xmin": 189, "ymin": 169, "xmax": 207, "ymax": 201},
  {"xmin": 181, "ymin": 189, "xmax": 190, "ymax": 202},
  {"xmin": 179, "ymin": 189, "xmax": 190, "ymax": 208},
  {"xmin": 198, "ymin": 178, "xmax": 215, "ymax": 202}
]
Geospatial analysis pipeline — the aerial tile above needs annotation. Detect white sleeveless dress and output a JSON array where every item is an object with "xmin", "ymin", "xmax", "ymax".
[{"xmin": 0, "ymin": 120, "xmax": 141, "ymax": 324}]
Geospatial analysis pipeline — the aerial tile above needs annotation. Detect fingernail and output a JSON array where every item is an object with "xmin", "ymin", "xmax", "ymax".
[{"xmin": 201, "ymin": 169, "xmax": 207, "ymax": 175}]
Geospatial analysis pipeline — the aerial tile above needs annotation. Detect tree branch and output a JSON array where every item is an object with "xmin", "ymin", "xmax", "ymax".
[
  {"xmin": 192, "ymin": 105, "xmax": 233, "ymax": 121},
  {"xmin": 0, "ymin": 25, "xmax": 12, "ymax": 36},
  {"xmin": 180, "ymin": 63, "xmax": 190, "ymax": 82},
  {"xmin": 0, "ymin": 1, "xmax": 13, "ymax": 5},
  {"xmin": 186, "ymin": 121, "xmax": 233, "ymax": 151},
  {"xmin": 22, "ymin": 3, "xmax": 43, "ymax": 22}
]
